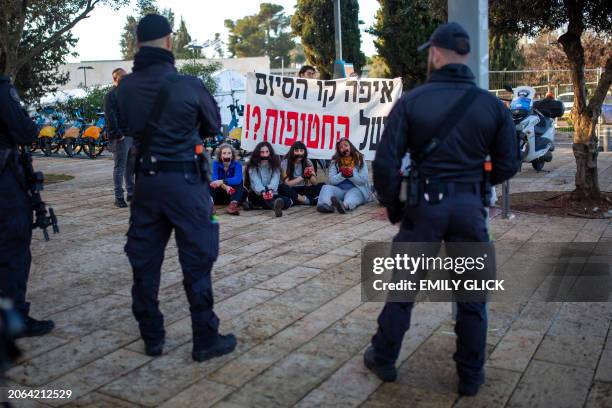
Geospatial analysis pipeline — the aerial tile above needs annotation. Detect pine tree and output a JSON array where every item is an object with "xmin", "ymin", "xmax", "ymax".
[{"xmin": 291, "ymin": 0, "xmax": 366, "ymax": 79}]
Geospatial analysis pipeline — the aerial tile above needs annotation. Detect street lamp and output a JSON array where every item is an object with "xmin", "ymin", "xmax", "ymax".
[
  {"xmin": 332, "ymin": 0, "xmax": 344, "ymax": 78},
  {"xmin": 275, "ymin": 56, "xmax": 284, "ymax": 76},
  {"xmin": 78, "ymin": 66, "xmax": 94, "ymax": 89}
]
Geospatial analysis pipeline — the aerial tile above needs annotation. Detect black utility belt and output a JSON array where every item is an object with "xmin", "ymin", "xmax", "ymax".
[
  {"xmin": 138, "ymin": 159, "xmax": 199, "ymax": 174},
  {"xmin": 420, "ymin": 181, "xmax": 480, "ymax": 203},
  {"xmin": 401, "ymin": 177, "xmax": 481, "ymax": 207}
]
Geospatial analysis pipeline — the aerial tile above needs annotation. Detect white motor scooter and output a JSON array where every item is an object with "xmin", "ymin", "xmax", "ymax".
[{"xmin": 505, "ymin": 85, "xmax": 563, "ymax": 171}]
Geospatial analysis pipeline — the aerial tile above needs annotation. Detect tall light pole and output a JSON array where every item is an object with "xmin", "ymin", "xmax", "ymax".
[
  {"xmin": 332, "ymin": 0, "xmax": 344, "ymax": 78},
  {"xmin": 78, "ymin": 66, "xmax": 94, "ymax": 89}
]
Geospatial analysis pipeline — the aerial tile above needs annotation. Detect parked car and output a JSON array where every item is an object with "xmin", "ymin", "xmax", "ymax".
[{"xmin": 558, "ymin": 92, "xmax": 574, "ymax": 117}]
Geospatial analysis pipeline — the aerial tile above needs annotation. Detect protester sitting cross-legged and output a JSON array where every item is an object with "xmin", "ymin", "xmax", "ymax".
[
  {"xmin": 278, "ymin": 141, "xmax": 324, "ymax": 206},
  {"xmin": 210, "ymin": 143, "xmax": 245, "ymax": 215},
  {"xmin": 244, "ymin": 141, "xmax": 292, "ymax": 217},
  {"xmin": 317, "ymin": 138, "xmax": 372, "ymax": 213}
]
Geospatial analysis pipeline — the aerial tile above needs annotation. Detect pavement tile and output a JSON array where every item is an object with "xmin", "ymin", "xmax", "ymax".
[{"xmin": 507, "ymin": 360, "xmax": 592, "ymax": 408}]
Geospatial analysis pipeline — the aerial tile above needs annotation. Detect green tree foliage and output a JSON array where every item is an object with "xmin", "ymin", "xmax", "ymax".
[
  {"xmin": 56, "ymin": 85, "xmax": 112, "ymax": 122},
  {"xmin": 367, "ymin": 0, "xmax": 442, "ymax": 89},
  {"xmin": 291, "ymin": 0, "xmax": 366, "ymax": 79},
  {"xmin": 368, "ymin": 55, "xmax": 391, "ymax": 78},
  {"xmin": 173, "ymin": 17, "xmax": 194, "ymax": 59},
  {"xmin": 0, "ymin": 0, "xmax": 127, "ymax": 103},
  {"xmin": 178, "ymin": 61, "xmax": 222, "ymax": 94},
  {"xmin": 119, "ymin": 1, "xmax": 176, "ymax": 60},
  {"xmin": 490, "ymin": 0, "xmax": 612, "ymax": 198},
  {"xmin": 224, "ymin": 3, "xmax": 295, "ymax": 68},
  {"xmin": 489, "ymin": 33, "xmax": 525, "ymax": 71}
]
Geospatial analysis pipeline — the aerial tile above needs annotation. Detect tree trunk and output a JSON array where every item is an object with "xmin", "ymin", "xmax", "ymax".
[{"xmin": 572, "ymin": 111, "xmax": 600, "ymax": 199}]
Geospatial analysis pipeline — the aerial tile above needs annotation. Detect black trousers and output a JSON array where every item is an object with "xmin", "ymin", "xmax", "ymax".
[
  {"xmin": 0, "ymin": 167, "xmax": 33, "ymax": 317},
  {"xmin": 247, "ymin": 190, "xmax": 292, "ymax": 209},
  {"xmin": 125, "ymin": 170, "xmax": 220, "ymax": 348},
  {"xmin": 278, "ymin": 183, "xmax": 324, "ymax": 205}
]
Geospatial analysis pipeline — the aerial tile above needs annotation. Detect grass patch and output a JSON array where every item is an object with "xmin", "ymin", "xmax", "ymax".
[{"xmin": 45, "ymin": 173, "xmax": 74, "ymax": 184}]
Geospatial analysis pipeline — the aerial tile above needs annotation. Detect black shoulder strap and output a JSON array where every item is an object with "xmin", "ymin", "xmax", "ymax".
[
  {"xmin": 413, "ymin": 86, "xmax": 480, "ymax": 165},
  {"xmin": 139, "ymin": 74, "xmax": 181, "ymax": 156}
]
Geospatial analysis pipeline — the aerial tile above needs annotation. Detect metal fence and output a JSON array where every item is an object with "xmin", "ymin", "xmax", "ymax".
[{"xmin": 489, "ymin": 68, "xmax": 603, "ymax": 99}]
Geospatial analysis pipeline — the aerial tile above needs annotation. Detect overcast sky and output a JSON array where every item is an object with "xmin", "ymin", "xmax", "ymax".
[{"xmin": 69, "ymin": 0, "xmax": 380, "ymax": 62}]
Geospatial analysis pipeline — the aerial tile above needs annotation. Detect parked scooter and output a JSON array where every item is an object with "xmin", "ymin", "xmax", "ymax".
[{"xmin": 505, "ymin": 85, "xmax": 564, "ymax": 171}]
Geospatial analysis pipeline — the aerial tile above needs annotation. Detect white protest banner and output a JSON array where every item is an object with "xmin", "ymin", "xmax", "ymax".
[{"xmin": 242, "ymin": 73, "xmax": 402, "ymax": 160}]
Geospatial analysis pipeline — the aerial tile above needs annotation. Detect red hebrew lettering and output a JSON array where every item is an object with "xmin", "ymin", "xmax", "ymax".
[
  {"xmin": 252, "ymin": 105, "xmax": 262, "ymax": 141},
  {"xmin": 306, "ymin": 114, "xmax": 320, "ymax": 149},
  {"xmin": 264, "ymin": 109, "xmax": 279, "ymax": 143},
  {"xmin": 336, "ymin": 116, "xmax": 350, "ymax": 140},
  {"xmin": 322, "ymin": 115, "xmax": 335, "ymax": 149},
  {"xmin": 300, "ymin": 113, "xmax": 307, "ymax": 143},
  {"xmin": 245, "ymin": 104, "xmax": 251, "ymax": 139},
  {"xmin": 278, "ymin": 110, "xmax": 286, "ymax": 145},
  {"xmin": 285, "ymin": 111, "xmax": 299, "ymax": 145}
]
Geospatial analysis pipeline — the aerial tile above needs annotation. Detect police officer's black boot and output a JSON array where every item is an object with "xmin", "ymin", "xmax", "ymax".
[
  {"xmin": 458, "ymin": 380, "xmax": 482, "ymax": 396},
  {"xmin": 144, "ymin": 340, "xmax": 164, "ymax": 357},
  {"xmin": 192, "ymin": 333, "xmax": 237, "ymax": 363},
  {"xmin": 363, "ymin": 345, "xmax": 397, "ymax": 382},
  {"xmin": 16, "ymin": 316, "xmax": 54, "ymax": 338}
]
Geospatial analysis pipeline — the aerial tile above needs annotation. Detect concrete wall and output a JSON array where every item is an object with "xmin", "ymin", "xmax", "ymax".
[{"xmin": 59, "ymin": 56, "xmax": 269, "ymax": 90}]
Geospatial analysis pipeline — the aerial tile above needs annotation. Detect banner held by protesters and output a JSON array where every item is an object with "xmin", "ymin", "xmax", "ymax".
[{"xmin": 243, "ymin": 73, "xmax": 402, "ymax": 160}]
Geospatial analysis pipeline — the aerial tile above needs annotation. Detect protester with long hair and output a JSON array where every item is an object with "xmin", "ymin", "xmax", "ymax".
[
  {"xmin": 210, "ymin": 143, "xmax": 244, "ymax": 215},
  {"xmin": 245, "ymin": 141, "xmax": 292, "ymax": 217},
  {"xmin": 317, "ymin": 138, "xmax": 372, "ymax": 213},
  {"xmin": 279, "ymin": 141, "xmax": 324, "ymax": 205}
]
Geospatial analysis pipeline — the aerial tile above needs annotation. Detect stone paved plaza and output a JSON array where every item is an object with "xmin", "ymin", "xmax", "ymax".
[{"xmin": 5, "ymin": 147, "xmax": 612, "ymax": 407}]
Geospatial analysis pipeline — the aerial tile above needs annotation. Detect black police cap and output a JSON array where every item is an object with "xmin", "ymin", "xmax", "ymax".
[
  {"xmin": 137, "ymin": 14, "xmax": 173, "ymax": 42},
  {"xmin": 417, "ymin": 22, "xmax": 471, "ymax": 55}
]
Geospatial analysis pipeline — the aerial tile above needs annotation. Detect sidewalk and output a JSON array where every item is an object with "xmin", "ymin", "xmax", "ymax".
[{"xmin": 6, "ymin": 147, "xmax": 611, "ymax": 407}]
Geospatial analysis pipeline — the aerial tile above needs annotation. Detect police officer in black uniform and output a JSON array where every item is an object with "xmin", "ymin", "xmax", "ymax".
[
  {"xmin": 364, "ymin": 23, "xmax": 519, "ymax": 395},
  {"xmin": 0, "ymin": 76, "xmax": 55, "ymax": 337},
  {"xmin": 116, "ymin": 14, "xmax": 236, "ymax": 361}
]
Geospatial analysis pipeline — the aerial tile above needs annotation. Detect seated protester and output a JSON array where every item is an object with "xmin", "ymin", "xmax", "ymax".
[
  {"xmin": 210, "ymin": 143, "xmax": 245, "ymax": 215},
  {"xmin": 244, "ymin": 141, "xmax": 292, "ymax": 217},
  {"xmin": 279, "ymin": 141, "xmax": 324, "ymax": 205},
  {"xmin": 317, "ymin": 138, "xmax": 372, "ymax": 214}
]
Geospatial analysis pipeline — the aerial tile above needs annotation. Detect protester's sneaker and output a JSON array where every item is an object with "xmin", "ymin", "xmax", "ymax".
[
  {"xmin": 363, "ymin": 346, "xmax": 397, "ymax": 382},
  {"xmin": 16, "ymin": 316, "xmax": 55, "ymax": 338},
  {"xmin": 145, "ymin": 340, "xmax": 164, "ymax": 357},
  {"xmin": 115, "ymin": 197, "xmax": 128, "ymax": 208},
  {"xmin": 192, "ymin": 334, "xmax": 237, "ymax": 362},
  {"xmin": 317, "ymin": 204, "xmax": 334, "ymax": 213},
  {"xmin": 331, "ymin": 196, "xmax": 346, "ymax": 214},
  {"xmin": 273, "ymin": 198, "xmax": 284, "ymax": 217},
  {"xmin": 226, "ymin": 201, "xmax": 240, "ymax": 215},
  {"xmin": 458, "ymin": 380, "xmax": 482, "ymax": 396}
]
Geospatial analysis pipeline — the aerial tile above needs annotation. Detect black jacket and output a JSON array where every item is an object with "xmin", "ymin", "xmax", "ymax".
[
  {"xmin": 103, "ymin": 86, "xmax": 122, "ymax": 140},
  {"xmin": 0, "ymin": 75, "xmax": 37, "ymax": 149},
  {"xmin": 116, "ymin": 47, "xmax": 221, "ymax": 162},
  {"xmin": 373, "ymin": 64, "xmax": 519, "ymax": 213}
]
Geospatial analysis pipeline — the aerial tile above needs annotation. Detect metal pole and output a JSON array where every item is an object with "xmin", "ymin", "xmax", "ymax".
[
  {"xmin": 83, "ymin": 69, "xmax": 87, "ymax": 89},
  {"xmin": 333, "ymin": 0, "xmax": 342, "ymax": 61},
  {"xmin": 281, "ymin": 58, "xmax": 284, "ymax": 76},
  {"xmin": 502, "ymin": 180, "xmax": 511, "ymax": 219}
]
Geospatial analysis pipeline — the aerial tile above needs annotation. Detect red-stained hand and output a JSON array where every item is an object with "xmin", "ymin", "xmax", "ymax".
[
  {"xmin": 303, "ymin": 167, "xmax": 314, "ymax": 178},
  {"xmin": 263, "ymin": 191, "xmax": 274, "ymax": 200}
]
